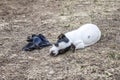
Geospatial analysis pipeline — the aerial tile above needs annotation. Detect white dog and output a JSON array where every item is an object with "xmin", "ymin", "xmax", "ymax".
[{"xmin": 50, "ymin": 24, "xmax": 101, "ymax": 56}]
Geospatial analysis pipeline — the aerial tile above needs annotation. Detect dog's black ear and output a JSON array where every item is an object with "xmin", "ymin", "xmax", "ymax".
[
  {"xmin": 70, "ymin": 43, "xmax": 76, "ymax": 53},
  {"xmin": 58, "ymin": 33, "xmax": 65, "ymax": 39}
]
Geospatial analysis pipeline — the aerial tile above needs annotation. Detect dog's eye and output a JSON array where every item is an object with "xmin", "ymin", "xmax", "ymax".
[{"xmin": 54, "ymin": 43, "xmax": 59, "ymax": 47}]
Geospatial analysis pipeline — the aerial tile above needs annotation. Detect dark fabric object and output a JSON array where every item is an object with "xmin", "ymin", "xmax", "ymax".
[{"xmin": 22, "ymin": 34, "xmax": 51, "ymax": 51}]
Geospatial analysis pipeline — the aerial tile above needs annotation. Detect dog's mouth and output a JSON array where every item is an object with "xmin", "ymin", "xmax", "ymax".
[
  {"xmin": 50, "ymin": 51, "xmax": 58, "ymax": 56},
  {"xmin": 58, "ymin": 43, "xmax": 76, "ymax": 54},
  {"xmin": 58, "ymin": 46, "xmax": 71, "ymax": 54},
  {"xmin": 50, "ymin": 46, "xmax": 71, "ymax": 57}
]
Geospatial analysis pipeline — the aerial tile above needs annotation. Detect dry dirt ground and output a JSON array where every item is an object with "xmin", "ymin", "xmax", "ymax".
[{"xmin": 0, "ymin": 0, "xmax": 120, "ymax": 80}]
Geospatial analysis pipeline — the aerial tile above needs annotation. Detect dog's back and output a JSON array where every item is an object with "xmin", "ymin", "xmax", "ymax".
[
  {"xmin": 79, "ymin": 24, "xmax": 101, "ymax": 46},
  {"xmin": 65, "ymin": 24, "xmax": 101, "ymax": 47}
]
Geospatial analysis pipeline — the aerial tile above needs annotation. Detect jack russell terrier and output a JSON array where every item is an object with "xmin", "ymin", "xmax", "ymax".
[{"xmin": 50, "ymin": 24, "xmax": 101, "ymax": 56}]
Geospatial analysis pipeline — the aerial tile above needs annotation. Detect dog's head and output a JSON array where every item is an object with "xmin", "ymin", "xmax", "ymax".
[{"xmin": 49, "ymin": 34, "xmax": 75, "ymax": 56}]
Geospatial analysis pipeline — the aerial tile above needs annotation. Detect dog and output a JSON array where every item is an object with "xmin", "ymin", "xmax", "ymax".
[{"xmin": 50, "ymin": 24, "xmax": 101, "ymax": 56}]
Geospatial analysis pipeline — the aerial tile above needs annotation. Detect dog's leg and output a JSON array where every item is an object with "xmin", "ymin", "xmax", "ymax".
[
  {"xmin": 70, "ymin": 43, "xmax": 76, "ymax": 53},
  {"xmin": 74, "ymin": 40, "xmax": 85, "ymax": 49},
  {"xmin": 75, "ymin": 42, "xmax": 85, "ymax": 49}
]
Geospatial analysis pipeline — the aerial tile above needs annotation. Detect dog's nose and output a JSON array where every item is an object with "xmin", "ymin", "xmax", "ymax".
[{"xmin": 50, "ymin": 51, "xmax": 57, "ymax": 56}]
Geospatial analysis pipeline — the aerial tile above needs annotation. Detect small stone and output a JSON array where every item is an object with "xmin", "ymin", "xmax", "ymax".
[{"xmin": 49, "ymin": 70, "xmax": 55, "ymax": 75}]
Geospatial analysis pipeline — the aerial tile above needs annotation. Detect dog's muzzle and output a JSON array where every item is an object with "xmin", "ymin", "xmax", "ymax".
[{"xmin": 50, "ymin": 51, "xmax": 57, "ymax": 56}]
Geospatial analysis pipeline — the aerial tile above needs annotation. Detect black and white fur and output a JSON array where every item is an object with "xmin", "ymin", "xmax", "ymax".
[{"xmin": 50, "ymin": 24, "xmax": 101, "ymax": 56}]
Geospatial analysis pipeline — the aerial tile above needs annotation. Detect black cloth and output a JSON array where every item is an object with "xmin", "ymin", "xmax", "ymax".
[{"xmin": 22, "ymin": 34, "xmax": 51, "ymax": 51}]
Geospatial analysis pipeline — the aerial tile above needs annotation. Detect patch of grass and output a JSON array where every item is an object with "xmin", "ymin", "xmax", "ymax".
[
  {"xmin": 64, "ymin": 24, "xmax": 71, "ymax": 28},
  {"xmin": 105, "ymin": 71, "xmax": 113, "ymax": 77},
  {"xmin": 60, "ymin": 13, "xmax": 64, "ymax": 16},
  {"xmin": 94, "ymin": 0, "xmax": 98, "ymax": 3},
  {"xmin": 108, "ymin": 51, "xmax": 120, "ymax": 60}
]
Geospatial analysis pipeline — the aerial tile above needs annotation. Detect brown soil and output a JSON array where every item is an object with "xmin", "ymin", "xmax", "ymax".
[{"xmin": 0, "ymin": 0, "xmax": 120, "ymax": 80}]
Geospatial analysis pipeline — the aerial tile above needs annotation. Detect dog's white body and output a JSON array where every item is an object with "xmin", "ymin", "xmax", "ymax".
[
  {"xmin": 65, "ymin": 24, "xmax": 101, "ymax": 49},
  {"xmin": 50, "ymin": 24, "xmax": 101, "ymax": 56}
]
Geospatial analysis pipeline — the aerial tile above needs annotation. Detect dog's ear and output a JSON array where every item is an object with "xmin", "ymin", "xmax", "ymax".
[
  {"xmin": 58, "ymin": 33, "xmax": 65, "ymax": 39},
  {"xmin": 70, "ymin": 43, "xmax": 76, "ymax": 53}
]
